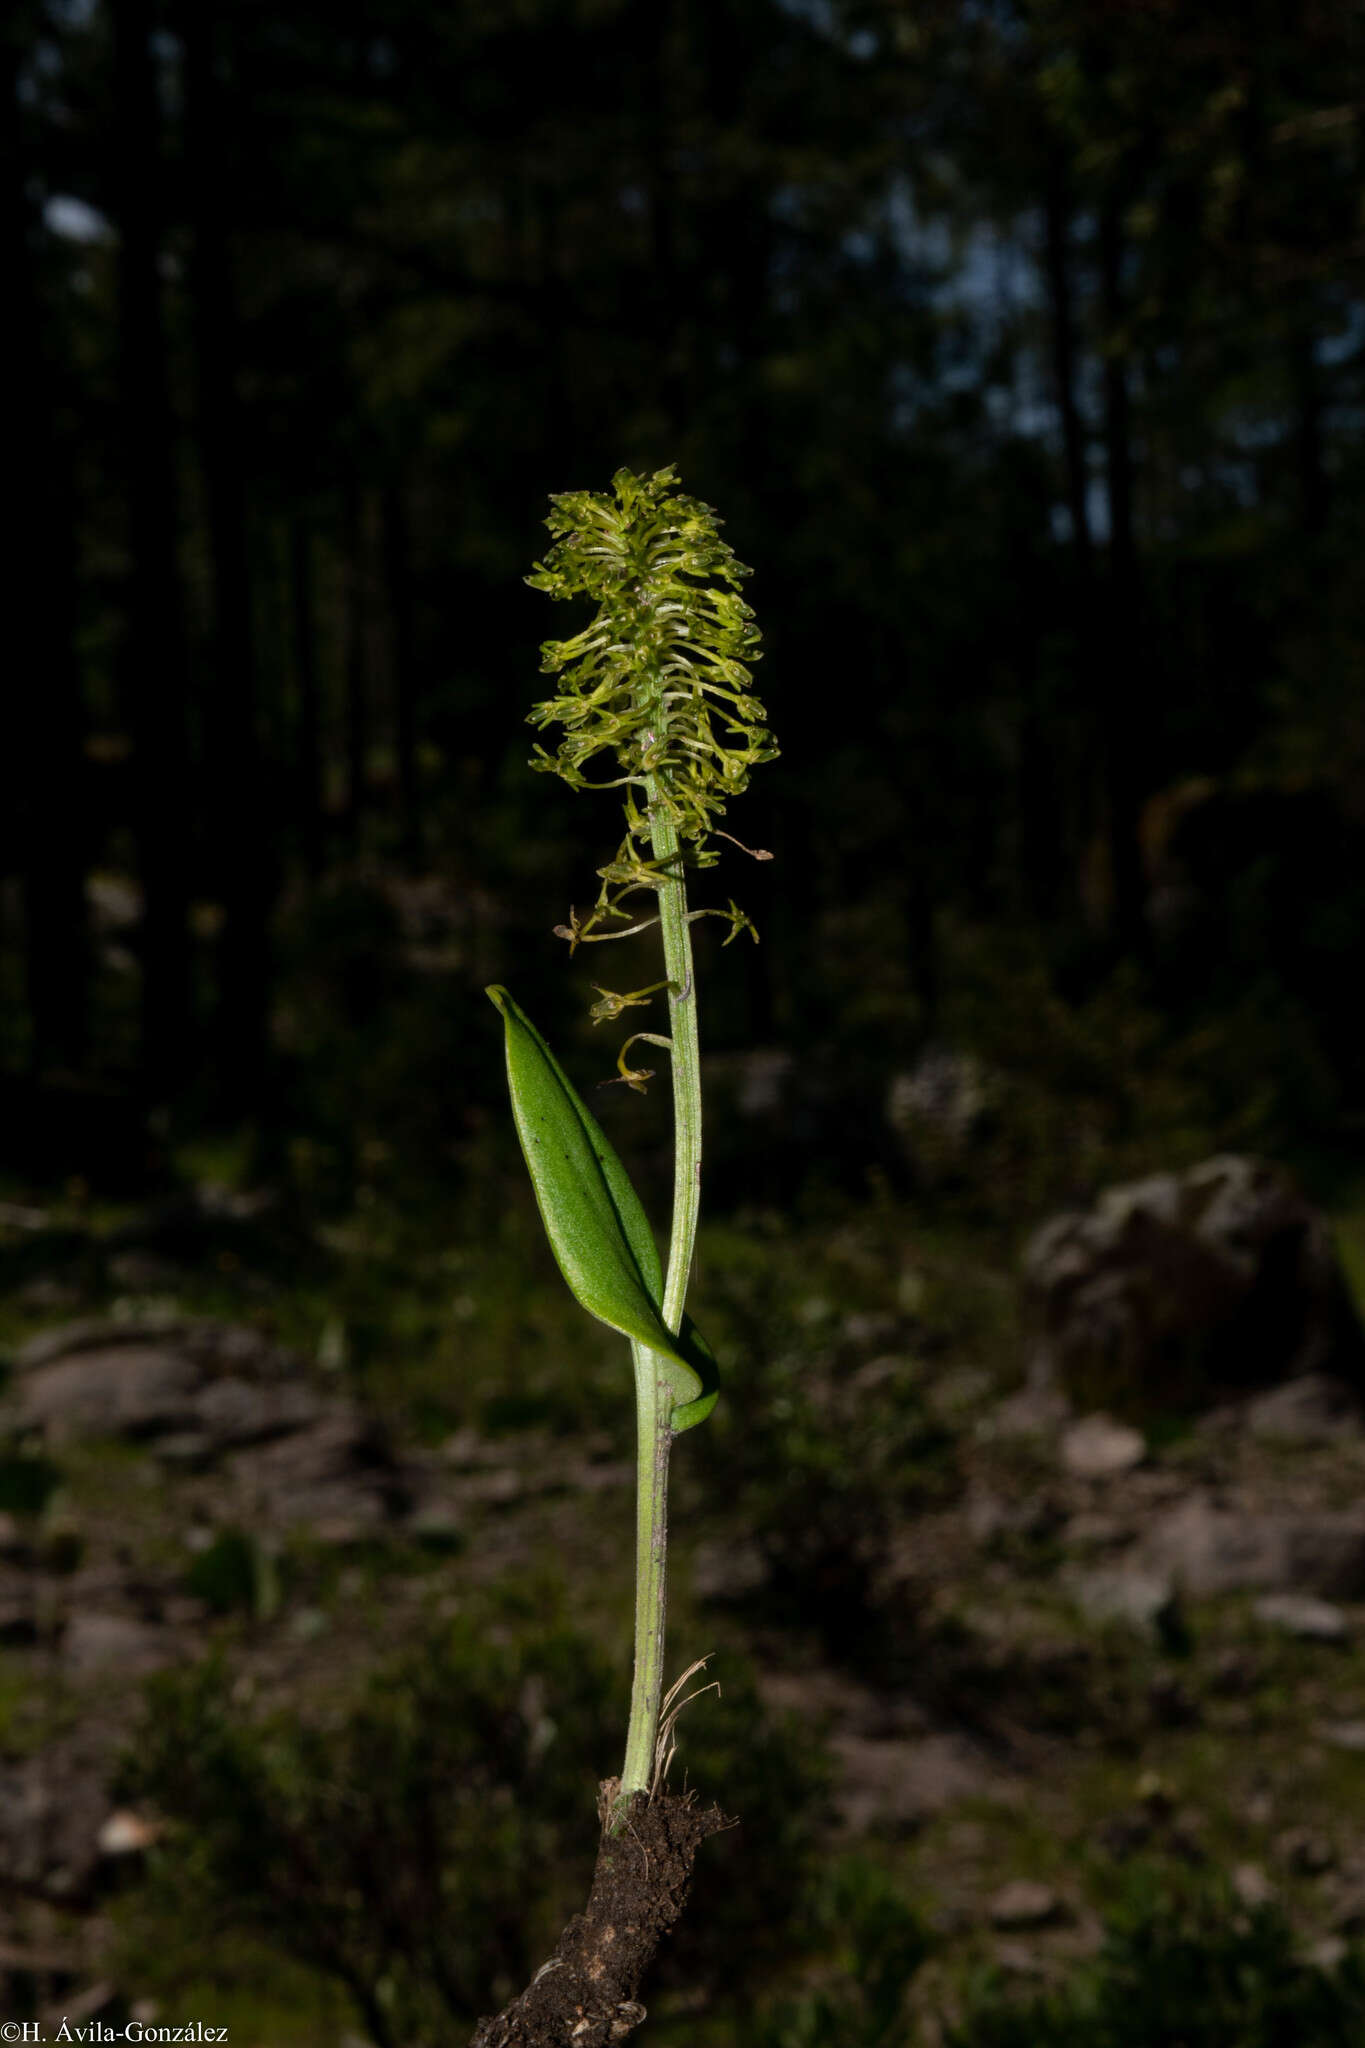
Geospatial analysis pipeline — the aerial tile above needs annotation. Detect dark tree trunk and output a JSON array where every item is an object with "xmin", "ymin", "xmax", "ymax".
[
  {"xmin": 109, "ymin": 0, "xmax": 195, "ymax": 1095},
  {"xmin": 1030, "ymin": 158, "xmax": 1104, "ymax": 927},
  {"xmin": 1097, "ymin": 176, "xmax": 1149, "ymax": 963},
  {"xmin": 382, "ymin": 482, "xmax": 422, "ymax": 867},
  {"xmin": 289, "ymin": 518, "xmax": 326, "ymax": 880},
  {"xmin": 181, "ymin": 0, "xmax": 273, "ymax": 1108},
  {"xmin": 3, "ymin": 15, "xmax": 89, "ymax": 1074},
  {"xmin": 343, "ymin": 482, "xmax": 369, "ymax": 853},
  {"xmin": 1290, "ymin": 327, "xmax": 1329, "ymax": 541},
  {"xmin": 644, "ymin": 0, "xmax": 687, "ymax": 437},
  {"xmin": 1043, "ymin": 153, "xmax": 1095, "ymax": 576}
]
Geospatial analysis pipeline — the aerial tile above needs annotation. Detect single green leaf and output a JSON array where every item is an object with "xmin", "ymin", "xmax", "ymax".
[{"xmin": 486, "ymin": 985, "xmax": 717, "ymax": 1430}]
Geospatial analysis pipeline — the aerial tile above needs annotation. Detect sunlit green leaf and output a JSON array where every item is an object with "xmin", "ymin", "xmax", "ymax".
[{"xmin": 486, "ymin": 985, "xmax": 717, "ymax": 1430}]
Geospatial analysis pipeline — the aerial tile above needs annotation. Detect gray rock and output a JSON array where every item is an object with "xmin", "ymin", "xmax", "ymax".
[
  {"xmin": 988, "ymin": 1880, "xmax": 1063, "ymax": 1929},
  {"xmin": 62, "ymin": 1612, "xmax": 175, "ymax": 1676},
  {"xmin": 978, "ymin": 1383, "xmax": 1071, "ymax": 1440},
  {"xmin": 97, "ymin": 1809, "xmax": 161, "ymax": 1856},
  {"xmin": 1277, "ymin": 1827, "xmax": 1336, "ymax": 1874},
  {"xmin": 0, "ymin": 1732, "xmax": 116, "ymax": 1898},
  {"xmin": 192, "ymin": 1375, "xmax": 324, "ymax": 1448},
  {"xmin": 11, "ymin": 1346, "xmax": 201, "ymax": 1442},
  {"xmin": 1061, "ymin": 1413, "xmax": 1146, "ymax": 1478},
  {"xmin": 1318, "ymin": 1720, "xmax": 1365, "ymax": 1752},
  {"xmin": 226, "ymin": 1412, "xmax": 403, "ymax": 1529},
  {"xmin": 150, "ymin": 1433, "xmax": 218, "ymax": 1469},
  {"xmin": 405, "ymin": 1506, "xmax": 464, "ymax": 1552},
  {"xmin": 1245, "ymin": 1374, "xmax": 1365, "ymax": 1443},
  {"xmin": 1063, "ymin": 1512, "xmax": 1132, "ymax": 1552},
  {"xmin": 1140, "ymin": 1494, "xmax": 1365, "ymax": 1598},
  {"xmin": 1253, "ymin": 1594, "xmax": 1349, "ymax": 1641},
  {"xmin": 1022, "ymin": 1155, "xmax": 1365, "ymax": 1413},
  {"xmin": 887, "ymin": 1048, "xmax": 994, "ymax": 1178},
  {"xmin": 692, "ymin": 1538, "xmax": 771, "ymax": 1602},
  {"xmin": 1231, "ymin": 1862, "xmax": 1276, "ymax": 1909},
  {"xmin": 833, "ymin": 1730, "xmax": 996, "ymax": 1833},
  {"xmin": 0, "ymin": 1586, "xmax": 35, "ymax": 1645},
  {"xmin": 990, "ymin": 1940, "xmax": 1048, "ymax": 1975},
  {"xmin": 1068, "ymin": 1566, "xmax": 1177, "ymax": 1633},
  {"xmin": 927, "ymin": 1366, "xmax": 993, "ymax": 1418},
  {"xmin": 14, "ymin": 1316, "xmax": 192, "ymax": 1372}
]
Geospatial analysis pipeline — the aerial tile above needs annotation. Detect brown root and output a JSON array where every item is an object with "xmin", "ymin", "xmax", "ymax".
[{"xmin": 468, "ymin": 1779, "xmax": 730, "ymax": 2047}]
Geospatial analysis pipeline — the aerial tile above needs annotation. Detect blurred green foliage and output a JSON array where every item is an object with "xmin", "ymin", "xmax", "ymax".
[
  {"xmin": 117, "ymin": 1590, "xmax": 831, "ymax": 2047},
  {"xmin": 751, "ymin": 1863, "xmax": 1365, "ymax": 2048},
  {"xmin": 950, "ymin": 1873, "xmax": 1365, "ymax": 2048},
  {"xmin": 0, "ymin": 1449, "xmax": 64, "ymax": 1520},
  {"xmin": 757, "ymin": 1859, "xmax": 932, "ymax": 2048}
]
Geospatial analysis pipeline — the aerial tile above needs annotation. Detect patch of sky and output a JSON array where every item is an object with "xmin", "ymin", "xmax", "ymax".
[
  {"xmin": 1318, "ymin": 301, "xmax": 1365, "ymax": 368},
  {"xmin": 1226, "ymin": 414, "xmax": 1289, "ymax": 453},
  {"xmin": 46, "ymin": 195, "xmax": 107, "ymax": 244},
  {"xmin": 776, "ymin": 0, "xmax": 837, "ymax": 33},
  {"xmin": 774, "ymin": 152, "xmax": 1120, "ymax": 470},
  {"xmin": 842, "ymin": 229, "xmax": 878, "ymax": 266}
]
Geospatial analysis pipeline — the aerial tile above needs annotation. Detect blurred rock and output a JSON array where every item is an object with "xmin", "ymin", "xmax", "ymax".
[
  {"xmin": 11, "ymin": 1346, "xmax": 200, "ymax": 1443},
  {"xmin": 62, "ymin": 1613, "xmax": 175, "ymax": 1676},
  {"xmin": 226, "ymin": 1412, "xmax": 405, "ymax": 1530},
  {"xmin": 1317, "ymin": 1720, "xmax": 1365, "ymax": 1752},
  {"xmin": 1140, "ymin": 1494, "xmax": 1365, "ymax": 1597},
  {"xmin": 987, "ymin": 1880, "xmax": 1063, "ymax": 1929},
  {"xmin": 97, "ymin": 1809, "xmax": 161, "ymax": 1857},
  {"xmin": 978, "ymin": 1382, "xmax": 1071, "ymax": 1440},
  {"xmin": 0, "ymin": 1731, "xmax": 121, "ymax": 1899},
  {"xmin": 1245, "ymin": 1374, "xmax": 1365, "ymax": 1443},
  {"xmin": 692, "ymin": 1538, "xmax": 771, "ymax": 1602},
  {"xmin": 0, "ymin": 1587, "xmax": 36, "ymax": 1645},
  {"xmin": 1277, "ymin": 1826, "xmax": 1336, "ymax": 1874},
  {"xmin": 1253, "ymin": 1593, "xmax": 1348, "ymax": 1641},
  {"xmin": 193, "ymin": 1375, "xmax": 325, "ymax": 1448},
  {"xmin": 1231, "ymin": 1862, "xmax": 1276, "ymax": 1908},
  {"xmin": 887, "ymin": 1047, "xmax": 995, "ymax": 1185},
  {"xmin": 833, "ymin": 1730, "xmax": 996, "ymax": 1834},
  {"xmin": 1022, "ymin": 1156, "xmax": 1365, "ymax": 1414},
  {"xmin": 1062, "ymin": 1512, "xmax": 1131, "ymax": 1552},
  {"xmin": 1060, "ymin": 1413, "xmax": 1146, "ymax": 1477},
  {"xmin": 1067, "ymin": 1565, "xmax": 1176, "ymax": 1634}
]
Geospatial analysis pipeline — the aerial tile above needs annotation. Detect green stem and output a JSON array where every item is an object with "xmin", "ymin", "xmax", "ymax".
[
  {"xmin": 615, "ymin": 777, "xmax": 701, "ymax": 1818},
  {"xmin": 619, "ymin": 1334, "xmax": 670, "ymax": 1810},
  {"xmin": 649, "ymin": 784, "xmax": 702, "ymax": 1331}
]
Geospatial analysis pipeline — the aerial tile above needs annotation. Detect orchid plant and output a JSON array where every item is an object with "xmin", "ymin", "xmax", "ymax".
[{"xmin": 487, "ymin": 465, "xmax": 774, "ymax": 1829}]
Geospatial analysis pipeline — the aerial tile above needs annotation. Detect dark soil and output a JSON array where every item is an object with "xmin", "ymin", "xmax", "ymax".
[{"xmin": 468, "ymin": 1781, "xmax": 730, "ymax": 2047}]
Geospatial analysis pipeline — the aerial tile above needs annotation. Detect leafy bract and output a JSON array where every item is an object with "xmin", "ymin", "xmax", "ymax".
[{"xmin": 486, "ymin": 986, "xmax": 717, "ymax": 1431}]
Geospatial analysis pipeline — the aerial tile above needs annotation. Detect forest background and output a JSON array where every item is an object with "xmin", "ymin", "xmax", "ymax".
[
  {"xmin": 9, "ymin": 0, "xmax": 1365, "ymax": 1195},
  {"xmin": 7, "ymin": 1, "xmax": 1365, "ymax": 2043}
]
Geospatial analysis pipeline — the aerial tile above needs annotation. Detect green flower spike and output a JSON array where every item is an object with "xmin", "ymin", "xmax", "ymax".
[{"xmin": 526, "ymin": 464, "xmax": 775, "ymax": 945}]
